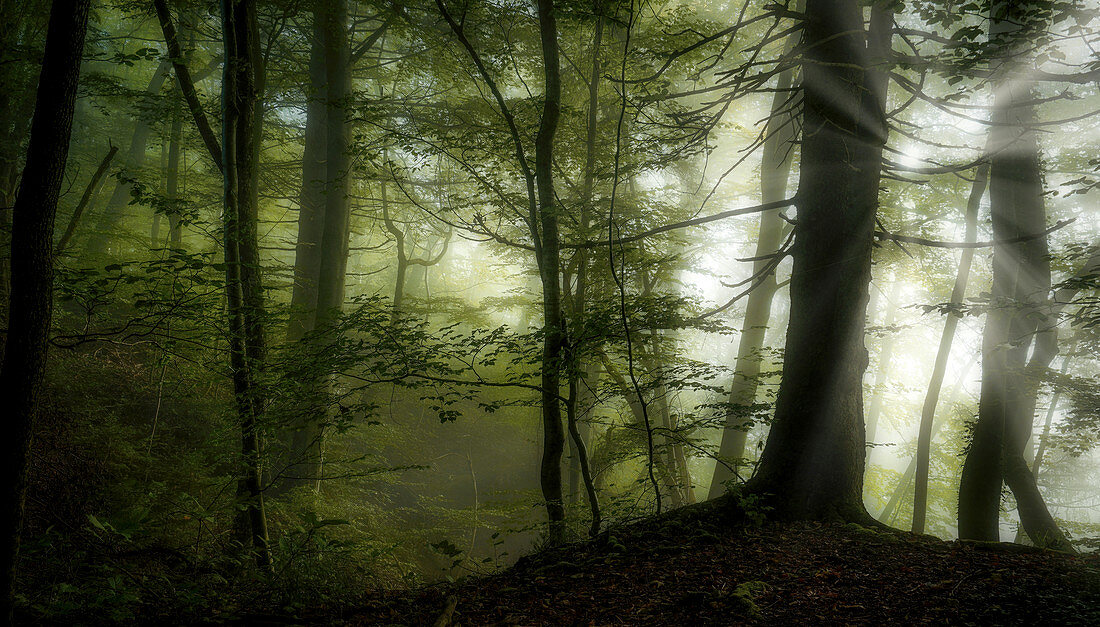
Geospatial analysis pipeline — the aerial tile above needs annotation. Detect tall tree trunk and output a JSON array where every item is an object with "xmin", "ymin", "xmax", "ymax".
[
  {"xmin": 301, "ymin": 0, "xmax": 352, "ymax": 492},
  {"xmin": 0, "ymin": 12, "xmax": 43, "ymax": 330},
  {"xmin": 745, "ymin": 0, "xmax": 890, "ymax": 521},
  {"xmin": 563, "ymin": 13, "xmax": 603, "ymax": 535},
  {"xmin": 278, "ymin": 0, "xmax": 354, "ymax": 494},
  {"xmin": 709, "ymin": 31, "xmax": 798, "ymax": 500},
  {"xmin": 287, "ymin": 25, "xmax": 327, "ymax": 343},
  {"xmin": 535, "ymin": 0, "xmax": 565, "ymax": 543},
  {"xmin": 957, "ymin": 1, "xmax": 1070, "ymax": 550},
  {"xmin": 222, "ymin": 0, "xmax": 272, "ymax": 570},
  {"xmin": 0, "ymin": 0, "xmax": 90, "ymax": 619},
  {"xmin": 911, "ymin": 164, "xmax": 987, "ymax": 534},
  {"xmin": 84, "ymin": 60, "xmax": 171, "ymax": 256}
]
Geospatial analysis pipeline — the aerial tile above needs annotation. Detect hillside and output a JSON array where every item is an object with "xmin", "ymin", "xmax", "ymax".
[{"xmin": 337, "ymin": 508, "xmax": 1100, "ymax": 626}]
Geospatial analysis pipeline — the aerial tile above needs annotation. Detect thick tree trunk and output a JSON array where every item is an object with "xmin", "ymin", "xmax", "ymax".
[
  {"xmin": 222, "ymin": 0, "xmax": 272, "ymax": 571},
  {"xmin": 277, "ymin": 0, "xmax": 354, "ymax": 494},
  {"xmin": 708, "ymin": 63, "xmax": 796, "ymax": 499},
  {"xmin": 910, "ymin": 164, "xmax": 987, "ymax": 534},
  {"xmin": 0, "ymin": 0, "xmax": 90, "ymax": 620},
  {"xmin": 0, "ymin": 12, "xmax": 43, "ymax": 330},
  {"xmin": 302, "ymin": 0, "xmax": 352, "ymax": 492},
  {"xmin": 287, "ymin": 27, "xmax": 327, "ymax": 344},
  {"xmin": 745, "ymin": 0, "xmax": 889, "ymax": 522},
  {"xmin": 957, "ymin": 2, "xmax": 1069, "ymax": 549}
]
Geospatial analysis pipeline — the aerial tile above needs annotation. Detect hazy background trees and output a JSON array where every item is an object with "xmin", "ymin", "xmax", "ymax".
[{"xmin": 0, "ymin": 0, "xmax": 1098, "ymax": 620}]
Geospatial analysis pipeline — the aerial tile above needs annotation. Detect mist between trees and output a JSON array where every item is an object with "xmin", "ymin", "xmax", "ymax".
[{"xmin": 0, "ymin": 0, "xmax": 1098, "ymax": 622}]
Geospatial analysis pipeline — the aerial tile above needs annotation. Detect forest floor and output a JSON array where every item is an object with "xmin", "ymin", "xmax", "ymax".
[{"xmin": 309, "ymin": 501, "xmax": 1100, "ymax": 626}]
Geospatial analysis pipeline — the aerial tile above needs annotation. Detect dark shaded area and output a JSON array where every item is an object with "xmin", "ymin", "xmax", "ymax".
[{"xmin": 349, "ymin": 509, "xmax": 1100, "ymax": 626}]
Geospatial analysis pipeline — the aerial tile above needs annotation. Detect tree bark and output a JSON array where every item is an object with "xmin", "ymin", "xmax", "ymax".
[
  {"xmin": 745, "ymin": 0, "xmax": 889, "ymax": 522},
  {"xmin": 286, "ymin": 21, "xmax": 328, "ymax": 344},
  {"xmin": 957, "ymin": 1, "xmax": 1070, "ymax": 550},
  {"xmin": 276, "ymin": 0, "xmax": 355, "ymax": 495},
  {"xmin": 534, "ymin": 0, "xmax": 565, "ymax": 543},
  {"xmin": 563, "ymin": 13, "xmax": 604, "ymax": 535},
  {"xmin": 0, "ymin": 11, "xmax": 45, "ymax": 332},
  {"xmin": 0, "ymin": 0, "xmax": 90, "ymax": 619},
  {"xmin": 911, "ymin": 164, "xmax": 987, "ymax": 534},
  {"xmin": 221, "ymin": 0, "xmax": 272, "ymax": 570}
]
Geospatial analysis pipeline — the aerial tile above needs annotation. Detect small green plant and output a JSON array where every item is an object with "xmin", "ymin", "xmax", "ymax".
[{"xmin": 728, "ymin": 486, "xmax": 772, "ymax": 528}]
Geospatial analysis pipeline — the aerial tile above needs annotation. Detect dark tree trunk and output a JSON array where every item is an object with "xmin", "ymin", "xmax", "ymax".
[
  {"xmin": 535, "ymin": 0, "xmax": 565, "ymax": 543},
  {"xmin": 302, "ymin": 0, "xmax": 352, "ymax": 491},
  {"xmin": 911, "ymin": 164, "xmax": 986, "ymax": 534},
  {"xmin": 745, "ymin": 0, "xmax": 889, "ymax": 522},
  {"xmin": 286, "ymin": 24, "xmax": 328, "ymax": 344},
  {"xmin": 0, "ymin": 0, "xmax": 90, "ymax": 619},
  {"xmin": 0, "ymin": 11, "xmax": 45, "ymax": 329},
  {"xmin": 221, "ymin": 0, "xmax": 272, "ymax": 571}
]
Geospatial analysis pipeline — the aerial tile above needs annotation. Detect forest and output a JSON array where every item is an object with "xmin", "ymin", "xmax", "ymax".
[{"xmin": 1, "ymin": 0, "xmax": 1099, "ymax": 623}]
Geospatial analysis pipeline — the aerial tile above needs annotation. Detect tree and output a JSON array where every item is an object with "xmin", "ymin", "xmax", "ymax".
[
  {"xmin": 957, "ymin": 0, "xmax": 1073, "ymax": 551},
  {"xmin": 911, "ymin": 163, "xmax": 987, "ymax": 534},
  {"xmin": 745, "ymin": 0, "xmax": 892, "ymax": 521},
  {"xmin": 533, "ymin": 0, "xmax": 565, "ymax": 543},
  {"xmin": 221, "ymin": 0, "xmax": 273, "ymax": 569},
  {"xmin": 0, "ymin": 0, "xmax": 91, "ymax": 619}
]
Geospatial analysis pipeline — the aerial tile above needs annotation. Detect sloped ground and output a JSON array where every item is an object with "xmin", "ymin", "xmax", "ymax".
[{"xmin": 336, "ymin": 505, "xmax": 1100, "ymax": 626}]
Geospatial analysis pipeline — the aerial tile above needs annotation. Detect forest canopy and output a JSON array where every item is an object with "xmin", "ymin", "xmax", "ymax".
[{"xmin": 0, "ymin": 0, "xmax": 1098, "ymax": 622}]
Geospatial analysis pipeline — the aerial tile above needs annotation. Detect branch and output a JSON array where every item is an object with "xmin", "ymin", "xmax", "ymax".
[
  {"xmin": 349, "ymin": 10, "xmax": 396, "ymax": 64},
  {"xmin": 152, "ymin": 0, "xmax": 223, "ymax": 171},
  {"xmin": 57, "ymin": 142, "xmax": 118, "ymax": 253},
  {"xmin": 434, "ymin": 0, "xmax": 541, "ymax": 255},
  {"xmin": 874, "ymin": 218, "xmax": 1076, "ymax": 249},
  {"xmin": 570, "ymin": 197, "xmax": 796, "ymax": 249}
]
